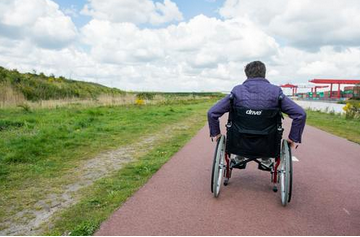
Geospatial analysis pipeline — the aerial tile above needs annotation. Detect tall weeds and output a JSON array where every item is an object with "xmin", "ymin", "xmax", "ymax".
[{"xmin": 0, "ymin": 84, "xmax": 26, "ymax": 108}]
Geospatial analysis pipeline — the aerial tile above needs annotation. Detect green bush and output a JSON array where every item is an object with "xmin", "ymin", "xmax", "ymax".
[{"xmin": 136, "ymin": 92, "xmax": 155, "ymax": 100}]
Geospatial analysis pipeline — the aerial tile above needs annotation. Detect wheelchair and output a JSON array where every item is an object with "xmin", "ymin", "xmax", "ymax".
[{"xmin": 211, "ymin": 99, "xmax": 293, "ymax": 206}]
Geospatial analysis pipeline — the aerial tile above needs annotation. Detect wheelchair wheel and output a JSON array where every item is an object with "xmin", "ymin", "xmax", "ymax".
[
  {"xmin": 280, "ymin": 139, "xmax": 293, "ymax": 206},
  {"xmin": 211, "ymin": 135, "xmax": 226, "ymax": 197}
]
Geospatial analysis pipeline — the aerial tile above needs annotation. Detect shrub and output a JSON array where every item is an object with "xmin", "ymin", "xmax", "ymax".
[
  {"xmin": 136, "ymin": 92, "xmax": 155, "ymax": 100},
  {"xmin": 343, "ymin": 102, "xmax": 360, "ymax": 119},
  {"xmin": 135, "ymin": 98, "xmax": 145, "ymax": 105},
  {"xmin": 17, "ymin": 104, "xmax": 32, "ymax": 113}
]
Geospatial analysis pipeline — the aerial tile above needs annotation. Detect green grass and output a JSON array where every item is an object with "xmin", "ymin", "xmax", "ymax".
[
  {"xmin": 44, "ymin": 112, "xmax": 207, "ymax": 235},
  {"xmin": 0, "ymin": 98, "xmax": 217, "ymax": 234},
  {"xmin": 306, "ymin": 109, "xmax": 360, "ymax": 144}
]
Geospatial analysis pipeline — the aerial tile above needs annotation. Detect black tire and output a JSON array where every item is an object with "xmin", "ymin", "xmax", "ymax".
[
  {"xmin": 280, "ymin": 139, "xmax": 292, "ymax": 206},
  {"xmin": 288, "ymin": 142, "xmax": 293, "ymax": 203},
  {"xmin": 211, "ymin": 135, "xmax": 226, "ymax": 197},
  {"xmin": 211, "ymin": 138, "xmax": 221, "ymax": 193}
]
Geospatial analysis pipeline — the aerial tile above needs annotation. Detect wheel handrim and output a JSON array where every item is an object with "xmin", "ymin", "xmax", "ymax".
[
  {"xmin": 211, "ymin": 138, "xmax": 220, "ymax": 193},
  {"xmin": 280, "ymin": 140, "xmax": 290, "ymax": 206},
  {"xmin": 215, "ymin": 147, "xmax": 224, "ymax": 196},
  {"xmin": 280, "ymin": 161, "xmax": 288, "ymax": 205},
  {"xmin": 213, "ymin": 136, "xmax": 225, "ymax": 197}
]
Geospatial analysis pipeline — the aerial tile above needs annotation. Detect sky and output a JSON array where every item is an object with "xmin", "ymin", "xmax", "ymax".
[{"xmin": 1, "ymin": 0, "xmax": 360, "ymax": 92}]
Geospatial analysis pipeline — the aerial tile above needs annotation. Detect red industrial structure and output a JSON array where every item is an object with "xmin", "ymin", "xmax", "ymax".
[
  {"xmin": 280, "ymin": 83, "xmax": 298, "ymax": 96},
  {"xmin": 309, "ymin": 79, "xmax": 360, "ymax": 99},
  {"xmin": 311, "ymin": 85, "xmax": 329, "ymax": 94}
]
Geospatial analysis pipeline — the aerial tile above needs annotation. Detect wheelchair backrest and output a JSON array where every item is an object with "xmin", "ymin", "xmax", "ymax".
[{"xmin": 226, "ymin": 106, "xmax": 283, "ymax": 158}]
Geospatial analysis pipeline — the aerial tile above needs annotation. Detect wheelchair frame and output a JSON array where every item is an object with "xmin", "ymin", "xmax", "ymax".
[{"xmin": 211, "ymin": 135, "xmax": 293, "ymax": 206}]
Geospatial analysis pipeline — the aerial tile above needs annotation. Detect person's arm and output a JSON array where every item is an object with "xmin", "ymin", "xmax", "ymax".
[
  {"xmin": 207, "ymin": 94, "xmax": 231, "ymax": 139},
  {"xmin": 280, "ymin": 91, "xmax": 307, "ymax": 144}
]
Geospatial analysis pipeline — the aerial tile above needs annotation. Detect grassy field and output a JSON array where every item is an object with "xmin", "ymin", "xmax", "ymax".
[
  {"xmin": 306, "ymin": 109, "xmax": 360, "ymax": 144},
  {"xmin": 0, "ymin": 97, "xmax": 220, "ymax": 235}
]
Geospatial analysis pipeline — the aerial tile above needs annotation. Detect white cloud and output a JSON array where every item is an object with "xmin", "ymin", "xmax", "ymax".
[
  {"xmin": 296, "ymin": 47, "xmax": 360, "ymax": 78},
  {"xmin": 77, "ymin": 14, "xmax": 281, "ymax": 91},
  {"xmin": 0, "ymin": 0, "xmax": 77, "ymax": 49},
  {"xmin": 81, "ymin": 19, "xmax": 165, "ymax": 64},
  {"xmin": 81, "ymin": 0, "xmax": 183, "ymax": 25},
  {"xmin": 264, "ymin": 46, "xmax": 360, "ymax": 86},
  {"xmin": 1, "ymin": 0, "xmax": 360, "ymax": 92},
  {"xmin": 220, "ymin": 0, "xmax": 360, "ymax": 50},
  {"xmin": 81, "ymin": 15, "xmax": 279, "ymax": 66}
]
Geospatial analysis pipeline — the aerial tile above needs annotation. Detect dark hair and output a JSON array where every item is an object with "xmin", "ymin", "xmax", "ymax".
[{"xmin": 244, "ymin": 61, "xmax": 266, "ymax": 78}]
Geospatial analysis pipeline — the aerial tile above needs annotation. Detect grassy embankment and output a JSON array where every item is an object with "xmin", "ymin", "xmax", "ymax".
[
  {"xmin": 305, "ymin": 109, "xmax": 360, "ymax": 144},
  {"xmin": 0, "ymin": 66, "xmax": 224, "ymax": 109},
  {"xmin": 0, "ymin": 66, "xmax": 125, "ymax": 106},
  {"xmin": 0, "ymin": 97, "xmax": 220, "ymax": 235}
]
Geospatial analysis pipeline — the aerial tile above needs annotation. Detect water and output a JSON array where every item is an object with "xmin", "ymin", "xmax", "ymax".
[{"xmin": 295, "ymin": 100, "xmax": 345, "ymax": 114}]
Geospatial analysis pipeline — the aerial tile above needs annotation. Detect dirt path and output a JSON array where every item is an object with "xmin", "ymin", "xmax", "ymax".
[
  {"xmin": 0, "ymin": 117, "xmax": 194, "ymax": 236},
  {"xmin": 96, "ymin": 117, "xmax": 360, "ymax": 235}
]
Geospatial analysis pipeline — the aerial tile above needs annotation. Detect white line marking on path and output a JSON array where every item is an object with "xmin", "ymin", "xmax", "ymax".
[
  {"xmin": 343, "ymin": 208, "xmax": 350, "ymax": 216},
  {"xmin": 292, "ymin": 156, "xmax": 299, "ymax": 162}
]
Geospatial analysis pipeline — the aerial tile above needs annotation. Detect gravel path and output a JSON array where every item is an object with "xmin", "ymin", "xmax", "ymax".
[{"xmin": 0, "ymin": 119, "xmax": 193, "ymax": 235}]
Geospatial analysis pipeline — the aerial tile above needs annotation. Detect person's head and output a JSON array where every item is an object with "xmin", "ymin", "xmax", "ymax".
[{"xmin": 244, "ymin": 61, "xmax": 266, "ymax": 79}]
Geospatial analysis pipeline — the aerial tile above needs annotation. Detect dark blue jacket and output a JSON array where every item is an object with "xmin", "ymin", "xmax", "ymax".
[{"xmin": 207, "ymin": 77, "xmax": 306, "ymax": 143}]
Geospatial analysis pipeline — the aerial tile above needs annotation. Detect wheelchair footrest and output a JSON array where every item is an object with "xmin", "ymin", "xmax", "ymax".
[
  {"xmin": 230, "ymin": 160, "xmax": 247, "ymax": 169},
  {"xmin": 257, "ymin": 163, "xmax": 272, "ymax": 172}
]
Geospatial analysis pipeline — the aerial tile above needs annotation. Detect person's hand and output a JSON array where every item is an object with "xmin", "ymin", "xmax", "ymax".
[
  {"xmin": 287, "ymin": 138, "xmax": 298, "ymax": 149},
  {"xmin": 212, "ymin": 134, "xmax": 222, "ymax": 142}
]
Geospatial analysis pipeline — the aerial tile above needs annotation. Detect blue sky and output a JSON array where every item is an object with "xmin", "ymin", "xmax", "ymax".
[
  {"xmin": 57, "ymin": 0, "xmax": 225, "ymax": 28},
  {"xmin": 57, "ymin": 0, "xmax": 89, "ymax": 27},
  {"xmin": 166, "ymin": 0, "xmax": 225, "ymax": 20}
]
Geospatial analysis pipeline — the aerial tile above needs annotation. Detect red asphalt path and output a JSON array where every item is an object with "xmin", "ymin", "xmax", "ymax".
[{"xmin": 96, "ymin": 117, "xmax": 360, "ymax": 235}]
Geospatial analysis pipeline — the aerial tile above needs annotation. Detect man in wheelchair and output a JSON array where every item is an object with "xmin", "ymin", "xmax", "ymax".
[{"xmin": 207, "ymin": 61, "xmax": 306, "ymax": 203}]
